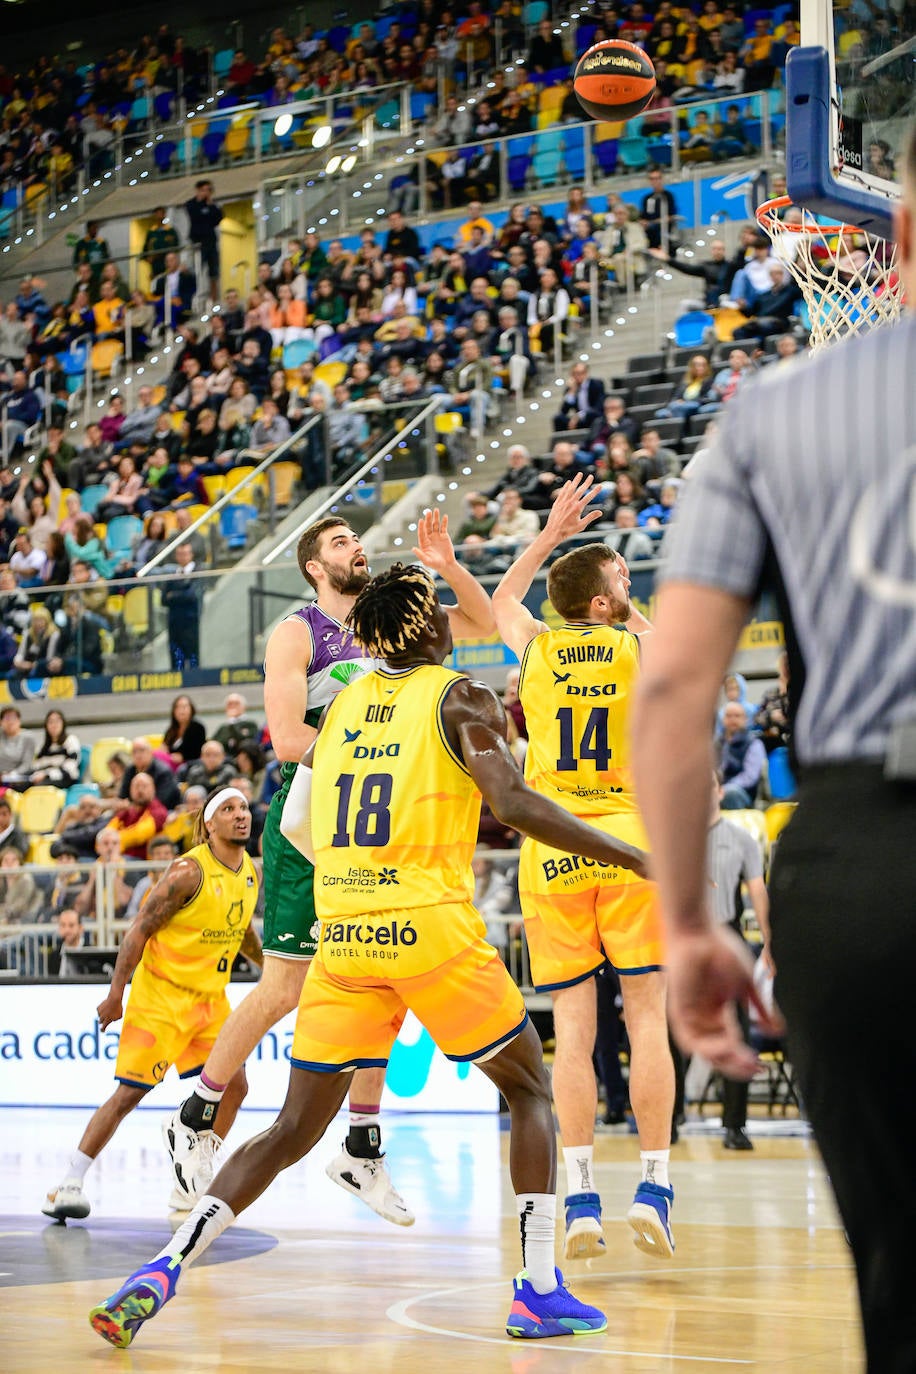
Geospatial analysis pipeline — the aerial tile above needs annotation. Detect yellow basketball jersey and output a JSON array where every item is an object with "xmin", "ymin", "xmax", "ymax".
[
  {"xmin": 312, "ymin": 665, "xmax": 481, "ymax": 923},
  {"xmin": 142, "ymin": 842, "xmax": 259, "ymax": 997},
  {"xmin": 519, "ymin": 622, "xmax": 641, "ymax": 817}
]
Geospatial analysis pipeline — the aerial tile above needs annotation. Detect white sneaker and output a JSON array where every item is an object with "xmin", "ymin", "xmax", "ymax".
[
  {"xmin": 42, "ymin": 1181, "xmax": 90, "ymax": 1221},
  {"xmin": 326, "ymin": 1143, "xmax": 415, "ymax": 1226},
  {"xmin": 162, "ymin": 1109, "xmax": 222, "ymax": 1209}
]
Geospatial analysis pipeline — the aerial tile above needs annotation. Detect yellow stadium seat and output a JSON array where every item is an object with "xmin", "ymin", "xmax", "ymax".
[
  {"xmin": 27, "ymin": 834, "xmax": 55, "ymax": 865},
  {"xmin": 225, "ymin": 125, "xmax": 251, "ymax": 159},
  {"xmin": 145, "ymin": 733, "xmax": 164, "ymax": 750},
  {"xmin": 225, "ymin": 466, "xmax": 267, "ymax": 502},
  {"xmin": 92, "ymin": 339, "xmax": 124, "ymax": 378},
  {"xmin": 18, "ymin": 786, "xmax": 66, "ymax": 834},
  {"xmin": 94, "ymin": 523, "xmax": 107, "ymax": 541},
  {"xmin": 313, "ymin": 361, "xmax": 347, "ymax": 389},
  {"xmin": 269, "ymin": 461, "xmax": 300, "ymax": 508},
  {"xmin": 151, "ymin": 385, "xmax": 168, "ymax": 406},
  {"xmin": 710, "ymin": 306, "xmax": 746, "ymax": 342},
  {"xmin": 434, "ymin": 412, "xmax": 464, "ymax": 434},
  {"xmin": 765, "ymin": 802, "xmax": 797, "ymax": 844},
  {"xmin": 184, "ymin": 503, "xmax": 212, "ymax": 525},
  {"xmin": 105, "ymin": 594, "xmax": 124, "ymax": 619},
  {"xmin": 57, "ymin": 487, "xmax": 77, "ymax": 522},
  {"xmin": 171, "ymin": 410, "xmax": 187, "ymax": 432},
  {"xmin": 89, "ymin": 736, "xmax": 133, "ymax": 785},
  {"xmin": 122, "ymin": 585, "xmax": 151, "ymax": 639},
  {"xmin": 202, "ymin": 474, "xmax": 226, "ymax": 504}
]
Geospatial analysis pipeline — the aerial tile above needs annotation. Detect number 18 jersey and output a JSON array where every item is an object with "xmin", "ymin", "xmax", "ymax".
[
  {"xmin": 311, "ymin": 664, "xmax": 481, "ymax": 918},
  {"xmin": 519, "ymin": 621, "xmax": 641, "ymax": 817}
]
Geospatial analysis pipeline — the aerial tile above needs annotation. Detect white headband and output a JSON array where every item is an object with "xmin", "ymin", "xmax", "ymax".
[{"xmin": 203, "ymin": 787, "xmax": 248, "ymax": 823}]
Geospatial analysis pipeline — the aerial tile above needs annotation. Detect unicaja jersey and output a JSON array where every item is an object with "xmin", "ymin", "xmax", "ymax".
[
  {"xmin": 312, "ymin": 665, "xmax": 481, "ymax": 923},
  {"xmin": 142, "ymin": 842, "xmax": 259, "ymax": 996},
  {"xmin": 519, "ymin": 622, "xmax": 641, "ymax": 816},
  {"xmin": 286, "ymin": 604, "xmax": 382, "ymax": 728}
]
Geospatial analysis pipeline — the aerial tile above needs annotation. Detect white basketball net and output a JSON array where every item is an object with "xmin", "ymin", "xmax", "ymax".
[{"xmin": 756, "ymin": 196, "xmax": 903, "ymax": 350}]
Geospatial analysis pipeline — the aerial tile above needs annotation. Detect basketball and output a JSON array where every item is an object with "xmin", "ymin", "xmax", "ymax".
[{"xmin": 573, "ymin": 40, "xmax": 656, "ymax": 122}]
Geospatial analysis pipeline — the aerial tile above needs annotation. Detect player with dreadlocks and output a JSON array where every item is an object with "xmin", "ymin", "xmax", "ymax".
[{"xmin": 89, "ymin": 564, "xmax": 650, "ymax": 1348}]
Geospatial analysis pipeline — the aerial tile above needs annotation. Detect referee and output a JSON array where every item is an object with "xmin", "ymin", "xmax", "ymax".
[{"xmin": 630, "ymin": 129, "xmax": 916, "ymax": 1371}]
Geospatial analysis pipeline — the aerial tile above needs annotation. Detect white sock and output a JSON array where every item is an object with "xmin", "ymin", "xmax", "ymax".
[
  {"xmin": 194, "ymin": 1075, "xmax": 225, "ymax": 1103},
  {"xmin": 641, "ymin": 1150, "xmax": 670, "ymax": 1189},
  {"xmin": 348, "ymin": 1109, "xmax": 380, "ymax": 1129},
  {"xmin": 517, "ymin": 1193, "xmax": 557, "ymax": 1294},
  {"xmin": 563, "ymin": 1144, "xmax": 595, "ymax": 1197},
  {"xmin": 152, "ymin": 1195, "xmax": 236, "ymax": 1269},
  {"xmin": 64, "ymin": 1149, "xmax": 93, "ymax": 1185}
]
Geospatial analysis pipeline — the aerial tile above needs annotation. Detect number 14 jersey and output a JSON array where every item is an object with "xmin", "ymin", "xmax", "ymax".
[{"xmin": 519, "ymin": 621, "xmax": 641, "ymax": 817}]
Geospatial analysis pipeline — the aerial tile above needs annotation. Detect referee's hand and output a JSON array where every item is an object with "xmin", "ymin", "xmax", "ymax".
[{"xmin": 665, "ymin": 925, "xmax": 784, "ymax": 1080}]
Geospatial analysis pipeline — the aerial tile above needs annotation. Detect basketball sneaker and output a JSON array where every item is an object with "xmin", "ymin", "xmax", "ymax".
[
  {"xmin": 326, "ymin": 1142, "xmax": 415, "ymax": 1226},
  {"xmin": 563, "ymin": 1191, "xmax": 606, "ymax": 1260},
  {"xmin": 506, "ymin": 1267, "xmax": 607, "ymax": 1339},
  {"xmin": 89, "ymin": 1257, "xmax": 181, "ymax": 1349},
  {"xmin": 163, "ymin": 1110, "xmax": 222, "ymax": 1209},
  {"xmin": 627, "ymin": 1180, "xmax": 675, "ymax": 1258},
  {"xmin": 42, "ymin": 1181, "xmax": 90, "ymax": 1222}
]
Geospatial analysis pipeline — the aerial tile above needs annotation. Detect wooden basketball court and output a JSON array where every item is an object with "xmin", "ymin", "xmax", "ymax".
[{"xmin": 0, "ymin": 1108, "xmax": 861, "ymax": 1372}]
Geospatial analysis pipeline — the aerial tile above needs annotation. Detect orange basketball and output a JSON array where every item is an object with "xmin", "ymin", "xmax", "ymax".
[{"xmin": 573, "ymin": 40, "xmax": 656, "ymax": 122}]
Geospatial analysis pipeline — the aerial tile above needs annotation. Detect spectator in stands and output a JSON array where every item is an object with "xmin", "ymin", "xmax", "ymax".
[
  {"xmin": 754, "ymin": 652, "xmax": 791, "ymax": 749},
  {"xmin": 142, "ymin": 207, "xmax": 181, "ymax": 281},
  {"xmin": 0, "ymin": 303, "xmax": 32, "ymax": 370},
  {"xmin": 9, "ymin": 527, "xmax": 46, "ymax": 587},
  {"xmin": 431, "ymin": 94, "xmax": 471, "ymax": 146},
  {"xmin": 384, "ymin": 210, "xmax": 422, "ymax": 266},
  {"xmin": 153, "ymin": 250, "xmax": 197, "ymax": 325},
  {"xmin": 103, "ymin": 769, "xmax": 168, "ymax": 859},
  {"xmin": 124, "ymin": 836, "xmax": 181, "ymax": 918},
  {"xmin": 16, "ymin": 709, "xmax": 80, "ymax": 788},
  {"xmin": 159, "ymin": 541, "xmax": 203, "ymax": 670},
  {"xmin": 656, "ymin": 354, "xmax": 715, "ymax": 417},
  {"xmin": 631, "ymin": 427, "xmax": 680, "ymax": 486},
  {"xmin": 485, "ymin": 443, "xmax": 542, "ymax": 506},
  {"xmin": 454, "ymin": 531, "xmax": 509, "ymax": 577},
  {"xmin": 733, "ymin": 262, "xmax": 801, "ymax": 340},
  {"xmin": 184, "ymin": 180, "xmax": 222, "ymax": 303},
  {"xmin": 489, "ymin": 305, "xmax": 532, "ymax": 396},
  {"xmin": 536, "ymin": 440, "xmax": 591, "ymax": 507},
  {"xmin": 639, "ymin": 476, "xmax": 681, "ymax": 528},
  {"xmin": 36, "ymin": 427, "xmax": 77, "ymax": 485},
  {"xmin": 490, "ymin": 487, "xmax": 540, "ymax": 550},
  {"xmin": 49, "ymin": 908, "xmax": 90, "ymax": 976},
  {"xmin": 0, "ymin": 846, "xmax": 42, "ymax": 928},
  {"xmin": 527, "ymin": 267, "xmax": 570, "ymax": 357},
  {"xmin": 97, "ymin": 455, "xmax": 149, "ymax": 523},
  {"xmin": 702, "ymin": 347, "xmax": 754, "ymax": 410},
  {"xmin": 640, "ymin": 169, "xmax": 679, "ymax": 251},
  {"xmin": 213, "ymin": 692, "xmax": 259, "ymax": 756},
  {"xmin": 73, "ymin": 825, "xmax": 134, "ymax": 921},
  {"xmin": 0, "ymin": 793, "xmax": 28, "ymax": 856},
  {"xmin": 602, "ymin": 506, "xmax": 656, "ymax": 561},
  {"xmin": 115, "ymin": 385, "xmax": 162, "ymax": 449},
  {"xmin": 1, "ymin": 371, "xmax": 42, "ymax": 453},
  {"xmin": 729, "ymin": 234, "xmax": 776, "ymax": 310},
  {"xmin": 47, "ymin": 592, "xmax": 105, "ymax": 677},
  {"xmin": 183, "ymin": 739, "xmax": 237, "ymax": 792},
  {"xmin": 247, "ymin": 397, "xmax": 291, "ymax": 457},
  {"xmin": 447, "ymin": 338, "xmax": 494, "ymax": 438},
  {"xmin": 649, "ymin": 236, "xmax": 741, "ymax": 307},
  {"xmin": 72, "ymin": 221, "xmax": 110, "ymax": 281},
  {"xmin": 527, "ymin": 17, "xmax": 566, "ymax": 72},
  {"xmin": 554, "ymin": 361, "xmax": 606, "ymax": 433},
  {"xmin": 456, "ymin": 492, "xmax": 497, "ymax": 544},
  {"xmin": 717, "ymin": 702, "xmax": 767, "ymax": 808},
  {"xmin": 10, "ymin": 604, "xmax": 59, "ymax": 678},
  {"xmin": 120, "ymin": 737, "xmax": 180, "ymax": 811},
  {"xmin": 585, "ymin": 395, "xmax": 639, "ymax": 460},
  {"xmin": 67, "ymin": 423, "xmax": 112, "ymax": 490},
  {"xmin": 740, "ymin": 16, "xmax": 776, "ymax": 92},
  {"xmin": 161, "ymin": 694, "xmax": 206, "ymax": 771},
  {"xmin": 0, "ymin": 566, "xmax": 29, "ymax": 638}
]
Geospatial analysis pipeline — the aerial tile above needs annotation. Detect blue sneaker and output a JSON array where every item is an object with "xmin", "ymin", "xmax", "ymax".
[
  {"xmin": 627, "ymin": 1180, "xmax": 675, "ymax": 1258},
  {"xmin": 506, "ymin": 1267, "xmax": 607, "ymax": 1339},
  {"xmin": 563, "ymin": 1190, "xmax": 606, "ymax": 1260},
  {"xmin": 88, "ymin": 1258, "xmax": 181, "ymax": 1348}
]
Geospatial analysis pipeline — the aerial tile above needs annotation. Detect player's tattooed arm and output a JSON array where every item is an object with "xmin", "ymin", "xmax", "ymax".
[
  {"xmin": 240, "ymin": 921, "xmax": 264, "ymax": 969},
  {"xmin": 96, "ymin": 857, "xmax": 203, "ymax": 1030}
]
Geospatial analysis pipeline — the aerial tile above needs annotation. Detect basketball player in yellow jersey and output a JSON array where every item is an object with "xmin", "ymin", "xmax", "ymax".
[
  {"xmin": 42, "ymin": 788, "xmax": 260, "ymax": 1222},
  {"xmin": 492, "ymin": 474, "xmax": 676, "ymax": 1264},
  {"xmin": 89, "ymin": 565, "xmax": 649, "ymax": 1349}
]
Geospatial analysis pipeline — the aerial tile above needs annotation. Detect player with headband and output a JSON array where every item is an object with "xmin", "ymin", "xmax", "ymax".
[{"xmin": 42, "ymin": 786, "xmax": 261, "ymax": 1221}]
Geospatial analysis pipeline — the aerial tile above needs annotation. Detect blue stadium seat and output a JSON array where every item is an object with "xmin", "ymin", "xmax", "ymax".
[
  {"xmin": 154, "ymin": 92, "xmax": 175, "ymax": 122},
  {"xmin": 105, "ymin": 515, "xmax": 143, "ymax": 557},
  {"xmin": 283, "ymin": 339, "xmax": 317, "ymax": 371},
  {"xmin": 562, "ymin": 126, "xmax": 586, "ymax": 180},
  {"xmin": 66, "ymin": 782, "xmax": 101, "ymax": 806},
  {"xmin": 617, "ymin": 134, "xmax": 650, "ymax": 171},
  {"xmin": 220, "ymin": 503, "xmax": 258, "ymax": 550},
  {"xmin": 523, "ymin": 0, "xmax": 549, "ymax": 24},
  {"xmin": 593, "ymin": 137, "xmax": 618, "ymax": 175},
  {"xmin": 576, "ymin": 23, "xmax": 598, "ymax": 54},
  {"xmin": 154, "ymin": 141, "xmax": 177, "ymax": 174},
  {"xmin": 78, "ymin": 484, "xmax": 108, "ymax": 517},
  {"xmin": 213, "ymin": 48, "xmax": 234, "ymax": 78},
  {"xmin": 201, "ymin": 130, "xmax": 226, "ymax": 165},
  {"xmin": 673, "ymin": 311, "xmax": 714, "ymax": 347}
]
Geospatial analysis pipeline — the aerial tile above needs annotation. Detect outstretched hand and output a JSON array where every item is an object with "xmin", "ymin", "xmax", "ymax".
[
  {"xmin": 543, "ymin": 473, "xmax": 604, "ymax": 547},
  {"xmin": 665, "ymin": 925, "xmax": 784, "ymax": 1080},
  {"xmin": 412, "ymin": 507, "xmax": 458, "ymax": 573}
]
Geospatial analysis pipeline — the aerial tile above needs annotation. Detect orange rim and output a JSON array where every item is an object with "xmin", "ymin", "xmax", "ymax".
[{"xmin": 755, "ymin": 195, "xmax": 861, "ymax": 238}]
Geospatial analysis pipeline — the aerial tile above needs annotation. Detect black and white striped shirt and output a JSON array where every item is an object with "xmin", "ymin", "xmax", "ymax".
[
  {"xmin": 661, "ymin": 316, "xmax": 916, "ymax": 765},
  {"xmin": 707, "ymin": 819, "xmax": 763, "ymax": 926}
]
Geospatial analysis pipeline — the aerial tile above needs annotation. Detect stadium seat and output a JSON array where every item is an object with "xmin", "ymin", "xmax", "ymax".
[
  {"xmin": 765, "ymin": 801, "xmax": 796, "ymax": 843},
  {"xmin": 78, "ymin": 484, "xmax": 107, "ymax": 517},
  {"xmin": 213, "ymin": 47, "xmax": 234, "ymax": 77},
  {"xmin": 79, "ymin": 744, "xmax": 91, "ymax": 780},
  {"xmin": 673, "ymin": 311, "xmax": 715, "ymax": 347},
  {"xmin": 145, "ymin": 734, "xmax": 165, "ymax": 750},
  {"xmin": 269, "ymin": 461, "xmax": 300, "ymax": 508},
  {"xmin": 201, "ymin": 130, "xmax": 226, "ymax": 165},
  {"xmin": 225, "ymin": 466, "xmax": 266, "ymax": 502},
  {"xmin": 18, "ymin": 786, "xmax": 65, "ymax": 834},
  {"xmin": 220, "ymin": 502, "xmax": 258, "ymax": 550},
  {"xmin": 523, "ymin": 0, "xmax": 548, "ymax": 22},
  {"xmin": 201, "ymin": 474, "xmax": 226, "ymax": 504},
  {"xmin": 313, "ymin": 361, "xmax": 347, "ymax": 389},
  {"xmin": 767, "ymin": 746, "xmax": 797, "ymax": 801},
  {"xmin": 154, "ymin": 141, "xmax": 178, "ymax": 174},
  {"xmin": 617, "ymin": 135, "xmax": 650, "ymax": 171},
  {"xmin": 122, "ymin": 585, "xmax": 151, "ymax": 641},
  {"xmin": 105, "ymin": 515, "xmax": 143, "ymax": 557},
  {"xmin": 89, "ymin": 737, "xmax": 133, "ymax": 785},
  {"xmin": 224, "ymin": 125, "xmax": 252, "ymax": 159},
  {"xmin": 65, "ymin": 782, "xmax": 101, "ymax": 807},
  {"xmin": 154, "ymin": 92, "xmax": 174, "ymax": 121},
  {"xmin": 28, "ymin": 835, "xmax": 55, "ymax": 865},
  {"xmin": 283, "ymin": 339, "xmax": 317, "ymax": 371}
]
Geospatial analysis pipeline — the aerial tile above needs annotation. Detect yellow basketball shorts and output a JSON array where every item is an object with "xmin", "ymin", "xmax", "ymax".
[
  {"xmin": 114, "ymin": 962, "xmax": 231, "ymax": 1090},
  {"xmin": 519, "ymin": 811, "xmax": 665, "ymax": 990},
  {"xmin": 290, "ymin": 938, "xmax": 528, "ymax": 1071}
]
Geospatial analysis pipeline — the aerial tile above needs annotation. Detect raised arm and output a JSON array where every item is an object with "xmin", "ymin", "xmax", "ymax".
[
  {"xmin": 412, "ymin": 508, "xmax": 496, "ymax": 641},
  {"xmin": 492, "ymin": 474, "xmax": 603, "ymax": 658},
  {"xmin": 262, "ymin": 615, "xmax": 315, "ymax": 763},
  {"xmin": 96, "ymin": 854, "xmax": 202, "ymax": 1029},
  {"xmin": 444, "ymin": 679, "xmax": 647, "ymax": 874}
]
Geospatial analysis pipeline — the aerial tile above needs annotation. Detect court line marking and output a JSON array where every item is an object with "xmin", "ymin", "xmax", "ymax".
[{"xmin": 386, "ymin": 1278, "xmax": 755, "ymax": 1363}]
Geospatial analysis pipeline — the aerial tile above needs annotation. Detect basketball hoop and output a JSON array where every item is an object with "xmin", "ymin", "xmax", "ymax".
[{"xmin": 755, "ymin": 196, "xmax": 903, "ymax": 350}]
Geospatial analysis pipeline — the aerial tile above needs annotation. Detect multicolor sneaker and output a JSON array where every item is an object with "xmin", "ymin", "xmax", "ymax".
[
  {"xmin": 326, "ymin": 1143, "xmax": 415, "ymax": 1226},
  {"xmin": 627, "ymin": 1180, "xmax": 675, "ymax": 1258},
  {"xmin": 563, "ymin": 1191, "xmax": 606, "ymax": 1260},
  {"xmin": 506, "ymin": 1267, "xmax": 607, "ymax": 1339},
  {"xmin": 88, "ymin": 1258, "xmax": 181, "ymax": 1349},
  {"xmin": 42, "ymin": 1181, "xmax": 90, "ymax": 1222}
]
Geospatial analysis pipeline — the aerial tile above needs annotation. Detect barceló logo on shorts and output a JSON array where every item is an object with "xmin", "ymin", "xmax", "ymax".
[
  {"xmin": 542, "ymin": 855, "xmax": 620, "ymax": 882},
  {"xmin": 323, "ymin": 918, "xmax": 418, "ymax": 948}
]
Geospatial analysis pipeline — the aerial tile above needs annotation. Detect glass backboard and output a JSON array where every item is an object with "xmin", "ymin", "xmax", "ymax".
[{"xmin": 791, "ymin": 0, "xmax": 914, "ymax": 236}]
